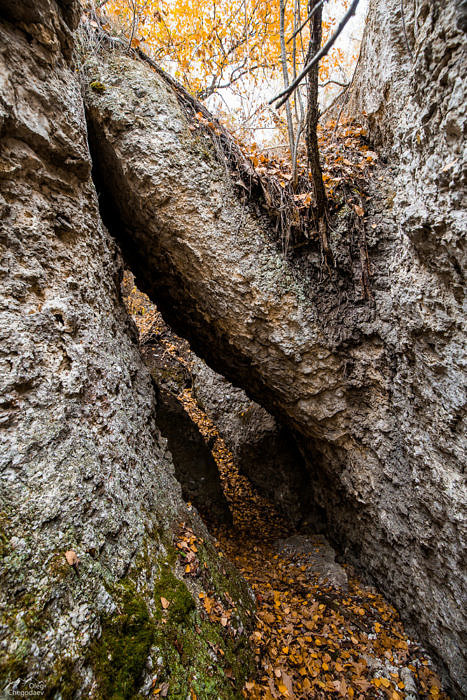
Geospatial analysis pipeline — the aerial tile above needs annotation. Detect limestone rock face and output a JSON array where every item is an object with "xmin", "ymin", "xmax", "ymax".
[
  {"xmin": 84, "ymin": 5, "xmax": 466, "ymax": 688},
  {"xmin": 0, "ymin": 3, "xmax": 253, "ymax": 695},
  {"xmin": 153, "ymin": 387, "xmax": 233, "ymax": 524},
  {"xmin": 349, "ymin": 0, "xmax": 466, "ymax": 283},
  {"xmin": 346, "ymin": 0, "xmax": 467, "ymax": 692}
]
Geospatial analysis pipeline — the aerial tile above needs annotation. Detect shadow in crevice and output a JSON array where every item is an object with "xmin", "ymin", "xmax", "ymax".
[{"xmin": 121, "ymin": 271, "xmax": 311, "ymax": 535}]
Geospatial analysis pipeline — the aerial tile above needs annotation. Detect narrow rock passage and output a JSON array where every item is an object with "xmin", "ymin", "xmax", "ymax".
[
  {"xmin": 125, "ymin": 283, "xmax": 449, "ymax": 700},
  {"xmin": 179, "ymin": 388, "xmax": 289, "ymax": 540},
  {"xmin": 187, "ymin": 404, "xmax": 450, "ymax": 700}
]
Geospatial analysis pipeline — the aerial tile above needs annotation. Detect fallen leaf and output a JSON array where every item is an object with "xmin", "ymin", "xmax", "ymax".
[
  {"xmin": 65, "ymin": 550, "xmax": 78, "ymax": 566},
  {"xmin": 281, "ymin": 670, "xmax": 294, "ymax": 697}
]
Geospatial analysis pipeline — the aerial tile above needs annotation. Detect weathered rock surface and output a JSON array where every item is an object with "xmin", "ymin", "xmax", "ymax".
[
  {"xmin": 276, "ymin": 535, "xmax": 348, "ymax": 590},
  {"xmin": 345, "ymin": 0, "xmax": 467, "ymax": 692},
  {"xmin": 150, "ymin": 385, "xmax": 232, "ymax": 525},
  {"xmin": 84, "ymin": 2, "xmax": 466, "ymax": 690},
  {"xmin": 121, "ymin": 276, "xmax": 232, "ymax": 523},
  {"xmin": 0, "ymin": 3, "xmax": 253, "ymax": 696},
  {"xmin": 349, "ymin": 0, "xmax": 466, "ymax": 284}
]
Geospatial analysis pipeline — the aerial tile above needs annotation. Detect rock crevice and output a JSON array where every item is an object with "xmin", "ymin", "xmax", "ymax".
[{"xmin": 83, "ymin": 5, "xmax": 466, "ymax": 690}]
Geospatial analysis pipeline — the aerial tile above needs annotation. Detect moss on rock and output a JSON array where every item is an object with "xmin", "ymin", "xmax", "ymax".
[
  {"xmin": 150, "ymin": 543, "xmax": 254, "ymax": 698},
  {"xmin": 90, "ymin": 581, "xmax": 154, "ymax": 699},
  {"xmin": 153, "ymin": 566, "xmax": 195, "ymax": 624},
  {"xmin": 45, "ymin": 657, "xmax": 81, "ymax": 700},
  {"xmin": 87, "ymin": 549, "xmax": 252, "ymax": 700}
]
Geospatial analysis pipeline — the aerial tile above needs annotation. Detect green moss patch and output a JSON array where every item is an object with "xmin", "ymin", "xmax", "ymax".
[
  {"xmin": 151, "ymin": 608, "xmax": 252, "ymax": 699},
  {"xmin": 151, "ymin": 543, "xmax": 254, "ymax": 698},
  {"xmin": 154, "ymin": 566, "xmax": 195, "ymax": 624},
  {"xmin": 45, "ymin": 657, "xmax": 81, "ymax": 700},
  {"xmin": 1, "ymin": 525, "xmax": 254, "ymax": 699},
  {"xmin": 90, "ymin": 581, "xmax": 154, "ymax": 700},
  {"xmin": 89, "ymin": 560, "xmax": 252, "ymax": 699},
  {"xmin": 90, "ymin": 81, "xmax": 106, "ymax": 92}
]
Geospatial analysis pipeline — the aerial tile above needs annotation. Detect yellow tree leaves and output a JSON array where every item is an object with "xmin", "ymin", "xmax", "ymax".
[{"xmin": 103, "ymin": 0, "xmax": 348, "ymax": 104}]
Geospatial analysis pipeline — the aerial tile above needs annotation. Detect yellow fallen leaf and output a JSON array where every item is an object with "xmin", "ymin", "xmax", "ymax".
[
  {"xmin": 160, "ymin": 597, "xmax": 170, "ymax": 609},
  {"xmin": 203, "ymin": 597, "xmax": 213, "ymax": 614}
]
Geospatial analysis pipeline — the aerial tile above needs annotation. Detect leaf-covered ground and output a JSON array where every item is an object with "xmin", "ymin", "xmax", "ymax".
[{"xmin": 124, "ymin": 277, "xmax": 449, "ymax": 700}]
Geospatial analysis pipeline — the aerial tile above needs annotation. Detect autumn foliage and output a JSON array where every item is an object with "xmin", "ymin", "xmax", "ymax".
[{"xmin": 102, "ymin": 0, "xmax": 353, "ymax": 117}]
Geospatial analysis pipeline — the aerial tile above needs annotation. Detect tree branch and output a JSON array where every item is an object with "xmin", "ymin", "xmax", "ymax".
[
  {"xmin": 280, "ymin": 0, "xmax": 295, "ymax": 158},
  {"xmin": 319, "ymin": 79, "xmax": 349, "ymax": 88},
  {"xmin": 317, "ymin": 83, "xmax": 349, "ymax": 121},
  {"xmin": 269, "ymin": 0, "xmax": 360, "ymax": 109},
  {"xmin": 286, "ymin": 0, "xmax": 326, "ymax": 45}
]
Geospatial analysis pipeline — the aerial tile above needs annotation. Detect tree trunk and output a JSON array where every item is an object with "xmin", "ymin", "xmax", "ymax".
[
  {"xmin": 280, "ymin": 0, "xmax": 296, "ymax": 160},
  {"xmin": 304, "ymin": 0, "xmax": 327, "ymax": 234}
]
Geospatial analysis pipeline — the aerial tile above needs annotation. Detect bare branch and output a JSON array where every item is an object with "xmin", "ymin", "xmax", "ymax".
[
  {"xmin": 127, "ymin": 0, "xmax": 137, "ymax": 49},
  {"xmin": 317, "ymin": 83, "xmax": 349, "ymax": 121},
  {"xmin": 319, "ymin": 79, "xmax": 349, "ymax": 88},
  {"xmin": 280, "ymin": 0, "xmax": 295, "ymax": 158},
  {"xmin": 286, "ymin": 0, "xmax": 326, "ymax": 45},
  {"xmin": 269, "ymin": 0, "xmax": 360, "ymax": 109}
]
